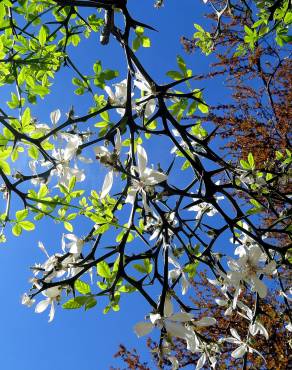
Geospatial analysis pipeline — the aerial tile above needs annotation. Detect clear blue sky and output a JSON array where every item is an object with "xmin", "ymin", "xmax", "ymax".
[{"xmin": 0, "ymin": 1, "xmax": 231, "ymax": 369}]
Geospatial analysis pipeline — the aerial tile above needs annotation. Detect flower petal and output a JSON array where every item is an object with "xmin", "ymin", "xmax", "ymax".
[
  {"xmin": 50, "ymin": 109, "xmax": 61, "ymax": 125},
  {"xmin": 195, "ymin": 317, "xmax": 216, "ymax": 327},
  {"xmin": 137, "ymin": 145, "xmax": 148, "ymax": 175},
  {"xmin": 100, "ymin": 170, "xmax": 113, "ymax": 199},
  {"xmin": 48, "ymin": 301, "xmax": 55, "ymax": 322},
  {"xmin": 134, "ymin": 322, "xmax": 154, "ymax": 337},
  {"xmin": 231, "ymin": 344, "xmax": 247, "ymax": 359},
  {"xmin": 35, "ymin": 299, "xmax": 50, "ymax": 313},
  {"xmin": 196, "ymin": 353, "xmax": 207, "ymax": 370}
]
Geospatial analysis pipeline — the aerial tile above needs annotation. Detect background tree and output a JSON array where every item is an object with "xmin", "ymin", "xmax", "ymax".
[{"xmin": 182, "ymin": 0, "xmax": 291, "ymax": 165}]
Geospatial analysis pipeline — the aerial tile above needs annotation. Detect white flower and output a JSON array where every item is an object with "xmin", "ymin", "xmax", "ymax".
[
  {"xmin": 224, "ymin": 328, "xmax": 264, "ymax": 360},
  {"xmin": 51, "ymin": 147, "xmax": 85, "ymax": 186},
  {"xmin": 226, "ymin": 245, "xmax": 277, "ymax": 298},
  {"xmin": 168, "ymin": 254, "xmax": 189, "ymax": 295},
  {"xmin": 188, "ymin": 194, "xmax": 224, "ymax": 220},
  {"xmin": 125, "ymin": 145, "xmax": 167, "ymax": 212},
  {"xmin": 61, "ymin": 134, "xmax": 82, "ymax": 162},
  {"xmin": 94, "ymin": 130, "xmax": 122, "ymax": 199},
  {"xmin": 33, "ymin": 123, "xmax": 51, "ymax": 136},
  {"xmin": 249, "ymin": 320, "xmax": 269, "ymax": 340},
  {"xmin": 21, "ymin": 293, "xmax": 35, "ymax": 307},
  {"xmin": 105, "ymin": 79, "xmax": 128, "ymax": 116},
  {"xmin": 134, "ymin": 297, "xmax": 194, "ymax": 340},
  {"xmin": 62, "ymin": 233, "xmax": 84, "ymax": 256},
  {"xmin": 35, "ymin": 286, "xmax": 62, "ymax": 322},
  {"xmin": 50, "ymin": 109, "xmax": 61, "ymax": 125},
  {"xmin": 224, "ymin": 328, "xmax": 248, "ymax": 359},
  {"xmin": 134, "ymin": 71, "xmax": 156, "ymax": 118}
]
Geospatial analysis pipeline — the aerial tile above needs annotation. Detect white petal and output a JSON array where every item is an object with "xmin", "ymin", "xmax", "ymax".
[
  {"xmin": 125, "ymin": 188, "xmax": 138, "ymax": 204},
  {"xmin": 35, "ymin": 299, "xmax": 50, "ymax": 313},
  {"xmin": 38, "ymin": 241, "xmax": 49, "ymax": 258},
  {"xmin": 165, "ymin": 321, "xmax": 189, "ymax": 339},
  {"xmin": 94, "ymin": 146, "xmax": 109, "ymax": 157},
  {"xmin": 48, "ymin": 301, "xmax": 55, "ymax": 322},
  {"xmin": 252, "ymin": 277, "xmax": 267, "ymax": 298},
  {"xmin": 168, "ymin": 255, "xmax": 180, "ymax": 269},
  {"xmin": 262, "ymin": 260, "xmax": 277, "ymax": 275},
  {"xmin": 195, "ymin": 317, "xmax": 216, "ymax": 327},
  {"xmin": 196, "ymin": 353, "xmax": 207, "ymax": 370},
  {"xmin": 181, "ymin": 276, "xmax": 190, "ymax": 295},
  {"xmin": 137, "ymin": 145, "xmax": 148, "ymax": 175},
  {"xmin": 134, "ymin": 322, "xmax": 154, "ymax": 337},
  {"xmin": 168, "ymin": 269, "xmax": 180, "ymax": 280},
  {"xmin": 145, "ymin": 170, "xmax": 167, "ymax": 185},
  {"xmin": 64, "ymin": 233, "xmax": 78, "ymax": 242},
  {"xmin": 100, "ymin": 170, "xmax": 113, "ymax": 199},
  {"xmin": 115, "ymin": 129, "xmax": 122, "ymax": 153},
  {"xmin": 149, "ymin": 313, "xmax": 161, "ymax": 324},
  {"xmin": 170, "ymin": 312, "xmax": 194, "ymax": 322},
  {"xmin": 50, "ymin": 109, "xmax": 61, "ymax": 125},
  {"xmin": 215, "ymin": 298, "xmax": 227, "ymax": 306},
  {"xmin": 230, "ymin": 328, "xmax": 241, "ymax": 341},
  {"xmin": 231, "ymin": 344, "xmax": 247, "ymax": 359},
  {"xmin": 104, "ymin": 86, "xmax": 115, "ymax": 102}
]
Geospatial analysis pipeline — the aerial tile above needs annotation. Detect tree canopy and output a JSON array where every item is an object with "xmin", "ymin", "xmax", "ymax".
[{"xmin": 0, "ymin": 0, "xmax": 291, "ymax": 369}]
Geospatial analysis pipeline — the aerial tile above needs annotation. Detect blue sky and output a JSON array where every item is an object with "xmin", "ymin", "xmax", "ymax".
[{"xmin": 0, "ymin": 1, "xmax": 233, "ymax": 369}]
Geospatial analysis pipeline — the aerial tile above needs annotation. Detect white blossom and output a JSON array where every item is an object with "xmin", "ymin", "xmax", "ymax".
[
  {"xmin": 62, "ymin": 233, "xmax": 84, "ymax": 256},
  {"xmin": 94, "ymin": 130, "xmax": 122, "ymax": 199},
  {"xmin": 188, "ymin": 194, "xmax": 224, "ymax": 219},
  {"xmin": 21, "ymin": 293, "xmax": 35, "ymax": 307},
  {"xmin": 125, "ymin": 145, "xmax": 167, "ymax": 212},
  {"xmin": 35, "ymin": 286, "xmax": 62, "ymax": 322},
  {"xmin": 134, "ymin": 297, "xmax": 194, "ymax": 340},
  {"xmin": 50, "ymin": 109, "xmax": 61, "ymax": 125},
  {"xmin": 226, "ymin": 245, "xmax": 277, "ymax": 298},
  {"xmin": 134, "ymin": 71, "xmax": 156, "ymax": 118},
  {"xmin": 168, "ymin": 254, "xmax": 189, "ymax": 295},
  {"xmin": 105, "ymin": 79, "xmax": 128, "ymax": 116}
]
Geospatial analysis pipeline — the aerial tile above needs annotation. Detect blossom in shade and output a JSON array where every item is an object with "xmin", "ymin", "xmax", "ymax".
[{"xmin": 94, "ymin": 130, "xmax": 121, "ymax": 199}]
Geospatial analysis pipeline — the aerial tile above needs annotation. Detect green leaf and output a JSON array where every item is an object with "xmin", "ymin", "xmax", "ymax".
[
  {"xmin": 248, "ymin": 153, "xmax": 255, "ymax": 169},
  {"xmin": 0, "ymin": 159, "xmax": 11, "ymax": 175},
  {"xmin": 28, "ymin": 146, "xmax": 39, "ymax": 160},
  {"xmin": 22, "ymin": 107, "xmax": 31, "ymax": 127},
  {"xmin": 97, "ymin": 261, "xmax": 111, "ymax": 279},
  {"xmin": 133, "ymin": 258, "xmax": 152, "ymax": 274},
  {"xmin": 19, "ymin": 221, "xmax": 35, "ymax": 231},
  {"xmin": 12, "ymin": 224, "xmax": 22, "ymax": 236},
  {"xmin": 64, "ymin": 222, "xmax": 73, "ymax": 232},
  {"xmin": 166, "ymin": 71, "xmax": 184, "ymax": 80},
  {"xmin": 16, "ymin": 209, "xmax": 28, "ymax": 221},
  {"xmin": 240, "ymin": 159, "xmax": 251, "ymax": 170},
  {"xmin": 38, "ymin": 26, "xmax": 47, "ymax": 47},
  {"xmin": 177, "ymin": 55, "xmax": 187, "ymax": 73},
  {"xmin": 62, "ymin": 297, "xmax": 88, "ymax": 309},
  {"xmin": 198, "ymin": 102, "xmax": 209, "ymax": 114},
  {"xmin": 75, "ymin": 280, "xmax": 91, "ymax": 295},
  {"xmin": 85, "ymin": 297, "xmax": 97, "ymax": 310},
  {"xmin": 141, "ymin": 36, "xmax": 151, "ymax": 47}
]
